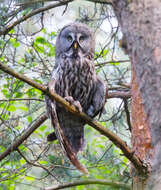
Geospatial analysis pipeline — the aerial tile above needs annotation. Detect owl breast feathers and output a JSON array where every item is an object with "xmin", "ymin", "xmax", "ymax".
[{"xmin": 45, "ymin": 22, "xmax": 106, "ymax": 173}]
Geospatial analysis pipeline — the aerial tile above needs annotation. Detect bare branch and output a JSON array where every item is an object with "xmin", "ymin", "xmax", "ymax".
[
  {"xmin": 0, "ymin": 62, "xmax": 147, "ymax": 175},
  {"xmin": 0, "ymin": 0, "xmax": 73, "ymax": 36},
  {"xmin": 107, "ymin": 91, "xmax": 131, "ymax": 99},
  {"xmin": 17, "ymin": 148, "xmax": 59, "ymax": 181},
  {"xmin": 44, "ymin": 179, "xmax": 131, "ymax": 190},
  {"xmin": 16, "ymin": 0, "xmax": 62, "ymax": 7},
  {"xmin": 0, "ymin": 98, "xmax": 44, "ymax": 102},
  {"xmin": 85, "ymin": 0, "xmax": 113, "ymax": 5},
  {"xmin": 95, "ymin": 59, "xmax": 130, "ymax": 67},
  {"xmin": 0, "ymin": 113, "xmax": 47, "ymax": 161}
]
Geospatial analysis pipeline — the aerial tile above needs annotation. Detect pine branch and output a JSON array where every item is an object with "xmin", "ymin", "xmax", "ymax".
[
  {"xmin": 44, "ymin": 179, "xmax": 131, "ymax": 190},
  {"xmin": 0, "ymin": 62, "xmax": 146, "ymax": 175},
  {"xmin": 107, "ymin": 91, "xmax": 131, "ymax": 99},
  {"xmin": 0, "ymin": 0, "xmax": 73, "ymax": 36},
  {"xmin": 0, "ymin": 113, "xmax": 47, "ymax": 161},
  {"xmin": 0, "ymin": 98, "xmax": 44, "ymax": 102},
  {"xmin": 85, "ymin": 0, "xmax": 113, "ymax": 5}
]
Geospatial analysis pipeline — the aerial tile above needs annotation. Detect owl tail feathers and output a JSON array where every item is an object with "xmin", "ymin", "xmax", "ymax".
[
  {"xmin": 65, "ymin": 144, "xmax": 89, "ymax": 175},
  {"xmin": 57, "ymin": 125, "xmax": 88, "ymax": 175},
  {"xmin": 69, "ymin": 156, "xmax": 89, "ymax": 175}
]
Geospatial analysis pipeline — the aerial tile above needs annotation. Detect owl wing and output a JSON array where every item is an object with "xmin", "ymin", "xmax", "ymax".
[
  {"xmin": 45, "ymin": 78, "xmax": 88, "ymax": 175},
  {"xmin": 86, "ymin": 77, "xmax": 106, "ymax": 118}
]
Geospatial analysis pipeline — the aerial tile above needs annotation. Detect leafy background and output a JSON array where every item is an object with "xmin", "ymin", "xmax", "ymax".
[{"xmin": 0, "ymin": 0, "xmax": 131, "ymax": 189}]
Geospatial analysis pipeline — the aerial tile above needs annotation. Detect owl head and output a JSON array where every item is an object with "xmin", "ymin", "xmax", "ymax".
[{"xmin": 55, "ymin": 22, "xmax": 95, "ymax": 59}]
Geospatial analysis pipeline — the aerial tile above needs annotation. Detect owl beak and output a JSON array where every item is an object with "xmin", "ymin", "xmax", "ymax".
[{"xmin": 73, "ymin": 41, "xmax": 78, "ymax": 50}]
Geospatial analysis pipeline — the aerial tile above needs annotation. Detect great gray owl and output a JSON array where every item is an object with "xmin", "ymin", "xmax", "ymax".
[{"xmin": 45, "ymin": 22, "xmax": 106, "ymax": 174}]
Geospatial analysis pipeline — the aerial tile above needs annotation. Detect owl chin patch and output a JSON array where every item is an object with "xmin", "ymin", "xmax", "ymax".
[{"xmin": 73, "ymin": 52, "xmax": 79, "ymax": 58}]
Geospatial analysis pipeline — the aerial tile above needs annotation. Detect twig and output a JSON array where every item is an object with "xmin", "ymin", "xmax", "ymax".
[
  {"xmin": 44, "ymin": 179, "xmax": 131, "ymax": 190},
  {"xmin": 107, "ymin": 91, "xmax": 131, "ymax": 99},
  {"xmin": 16, "ymin": 0, "xmax": 60, "ymax": 6},
  {"xmin": 0, "ymin": 98, "xmax": 44, "ymax": 102},
  {"xmin": 17, "ymin": 148, "xmax": 60, "ymax": 182},
  {"xmin": 0, "ymin": 0, "xmax": 73, "ymax": 35},
  {"xmin": 0, "ymin": 113, "xmax": 47, "ymax": 161},
  {"xmin": 85, "ymin": 0, "xmax": 113, "ymax": 5},
  {"xmin": 0, "ymin": 62, "xmax": 147, "ymax": 175},
  {"xmin": 95, "ymin": 59, "xmax": 130, "ymax": 67}
]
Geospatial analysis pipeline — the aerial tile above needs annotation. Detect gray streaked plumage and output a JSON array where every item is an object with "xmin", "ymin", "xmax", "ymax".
[{"xmin": 45, "ymin": 22, "xmax": 106, "ymax": 173}]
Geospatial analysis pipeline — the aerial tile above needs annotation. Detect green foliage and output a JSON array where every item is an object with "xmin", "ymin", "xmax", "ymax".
[
  {"xmin": 33, "ymin": 35, "xmax": 55, "ymax": 57},
  {"xmin": 9, "ymin": 38, "xmax": 20, "ymax": 48}
]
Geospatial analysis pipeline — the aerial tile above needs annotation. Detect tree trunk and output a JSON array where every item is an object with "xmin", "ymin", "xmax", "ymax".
[
  {"xmin": 131, "ymin": 66, "xmax": 153, "ymax": 189},
  {"xmin": 113, "ymin": 0, "xmax": 161, "ymax": 189}
]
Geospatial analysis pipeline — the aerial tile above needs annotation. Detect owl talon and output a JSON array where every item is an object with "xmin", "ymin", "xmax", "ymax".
[
  {"xmin": 64, "ymin": 96, "xmax": 74, "ymax": 104},
  {"xmin": 65, "ymin": 96, "xmax": 82, "ymax": 112}
]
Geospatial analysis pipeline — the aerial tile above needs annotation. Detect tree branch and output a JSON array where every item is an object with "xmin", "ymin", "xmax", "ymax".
[
  {"xmin": 15, "ymin": 0, "xmax": 62, "ymax": 7},
  {"xmin": 0, "ymin": 62, "xmax": 146, "ymax": 175},
  {"xmin": 85, "ymin": 0, "xmax": 113, "ymax": 5},
  {"xmin": 17, "ymin": 148, "xmax": 59, "ymax": 181},
  {"xmin": 0, "ymin": 98, "xmax": 44, "ymax": 102},
  {"xmin": 95, "ymin": 59, "xmax": 130, "ymax": 67},
  {"xmin": 44, "ymin": 179, "xmax": 131, "ymax": 190},
  {"xmin": 107, "ymin": 91, "xmax": 131, "ymax": 99},
  {"xmin": 0, "ymin": 113, "xmax": 47, "ymax": 161},
  {"xmin": 0, "ymin": 0, "xmax": 73, "ymax": 36}
]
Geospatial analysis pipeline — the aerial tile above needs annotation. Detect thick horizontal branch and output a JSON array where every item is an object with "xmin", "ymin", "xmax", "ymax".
[
  {"xmin": 0, "ymin": 113, "xmax": 47, "ymax": 161},
  {"xmin": 45, "ymin": 179, "xmax": 131, "ymax": 190},
  {"xmin": 0, "ymin": 62, "xmax": 146, "ymax": 175},
  {"xmin": 0, "ymin": 0, "xmax": 73, "ymax": 35}
]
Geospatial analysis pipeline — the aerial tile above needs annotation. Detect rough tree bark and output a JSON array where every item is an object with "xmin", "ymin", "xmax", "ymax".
[
  {"xmin": 131, "ymin": 67, "xmax": 153, "ymax": 190},
  {"xmin": 113, "ymin": 0, "xmax": 161, "ymax": 189}
]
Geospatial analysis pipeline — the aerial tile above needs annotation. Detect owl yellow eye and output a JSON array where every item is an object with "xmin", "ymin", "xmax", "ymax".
[
  {"xmin": 67, "ymin": 35, "xmax": 72, "ymax": 42},
  {"xmin": 79, "ymin": 36, "xmax": 85, "ymax": 43}
]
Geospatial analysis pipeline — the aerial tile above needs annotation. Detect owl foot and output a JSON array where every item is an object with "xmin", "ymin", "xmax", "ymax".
[
  {"xmin": 64, "ymin": 96, "xmax": 82, "ymax": 112},
  {"xmin": 64, "ymin": 96, "xmax": 74, "ymax": 104},
  {"xmin": 47, "ymin": 132, "xmax": 57, "ymax": 142}
]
